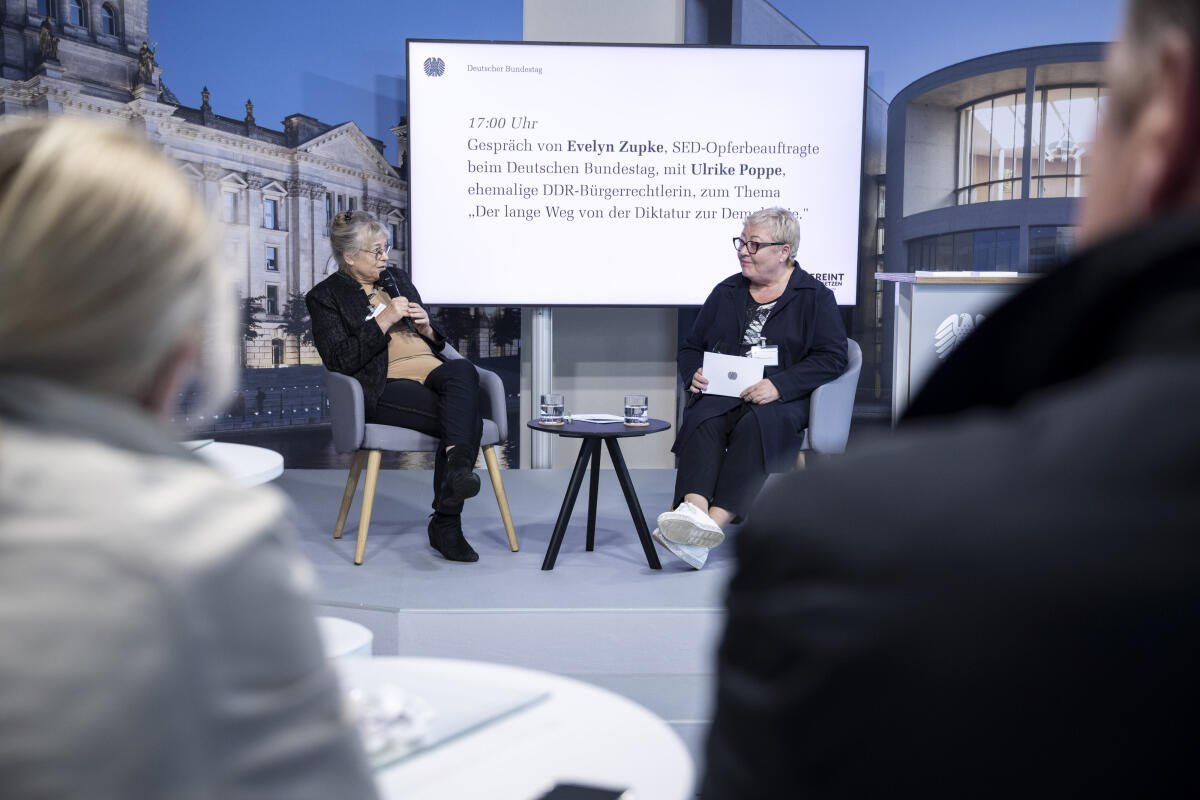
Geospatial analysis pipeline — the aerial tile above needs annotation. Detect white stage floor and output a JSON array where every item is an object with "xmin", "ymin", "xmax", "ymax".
[{"xmin": 277, "ymin": 466, "xmax": 737, "ymax": 774}]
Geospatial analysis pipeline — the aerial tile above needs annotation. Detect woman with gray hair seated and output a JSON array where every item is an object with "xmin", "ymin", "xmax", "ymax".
[
  {"xmin": 655, "ymin": 206, "xmax": 848, "ymax": 569},
  {"xmin": 0, "ymin": 117, "xmax": 376, "ymax": 797},
  {"xmin": 306, "ymin": 211, "xmax": 484, "ymax": 562}
]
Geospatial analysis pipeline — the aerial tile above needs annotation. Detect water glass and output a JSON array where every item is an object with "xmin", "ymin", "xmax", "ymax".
[
  {"xmin": 623, "ymin": 394, "xmax": 649, "ymax": 426},
  {"xmin": 539, "ymin": 393, "xmax": 565, "ymax": 425}
]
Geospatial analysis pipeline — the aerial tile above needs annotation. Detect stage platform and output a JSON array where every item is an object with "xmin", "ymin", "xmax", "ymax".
[{"xmin": 277, "ymin": 465, "xmax": 737, "ymax": 776}]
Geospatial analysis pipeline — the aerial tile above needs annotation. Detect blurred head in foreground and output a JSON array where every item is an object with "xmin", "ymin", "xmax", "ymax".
[
  {"xmin": 0, "ymin": 115, "xmax": 233, "ymax": 416},
  {"xmin": 1079, "ymin": 0, "xmax": 1200, "ymax": 244}
]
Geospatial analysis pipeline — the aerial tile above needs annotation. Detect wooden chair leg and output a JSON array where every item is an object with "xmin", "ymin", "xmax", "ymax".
[
  {"xmin": 354, "ymin": 450, "xmax": 382, "ymax": 565},
  {"xmin": 482, "ymin": 445, "xmax": 519, "ymax": 552},
  {"xmin": 333, "ymin": 450, "xmax": 367, "ymax": 540}
]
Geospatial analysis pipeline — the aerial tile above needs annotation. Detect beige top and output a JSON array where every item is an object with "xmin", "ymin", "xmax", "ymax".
[{"xmin": 365, "ymin": 285, "xmax": 441, "ymax": 384}]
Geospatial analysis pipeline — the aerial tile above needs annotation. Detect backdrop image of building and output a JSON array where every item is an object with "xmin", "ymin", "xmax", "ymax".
[
  {"xmin": 884, "ymin": 42, "xmax": 1107, "ymax": 276},
  {"xmin": 876, "ymin": 42, "xmax": 1107, "ymax": 405},
  {"xmin": 2, "ymin": 2, "xmax": 1110, "ymax": 460},
  {"xmin": 2, "ymin": 0, "xmax": 408, "ymax": 370}
]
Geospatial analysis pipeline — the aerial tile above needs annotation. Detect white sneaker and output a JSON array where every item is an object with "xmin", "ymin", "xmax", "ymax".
[
  {"xmin": 652, "ymin": 527, "xmax": 708, "ymax": 570},
  {"xmin": 656, "ymin": 502, "xmax": 725, "ymax": 548}
]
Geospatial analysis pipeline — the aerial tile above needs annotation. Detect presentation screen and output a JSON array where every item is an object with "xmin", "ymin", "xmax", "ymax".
[{"xmin": 406, "ymin": 40, "xmax": 866, "ymax": 306}]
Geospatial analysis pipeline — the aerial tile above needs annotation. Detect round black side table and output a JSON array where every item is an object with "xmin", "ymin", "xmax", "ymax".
[{"xmin": 526, "ymin": 418, "xmax": 672, "ymax": 570}]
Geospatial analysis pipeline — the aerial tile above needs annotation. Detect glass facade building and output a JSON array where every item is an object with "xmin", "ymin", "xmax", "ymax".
[{"xmin": 886, "ymin": 43, "xmax": 1107, "ymax": 276}]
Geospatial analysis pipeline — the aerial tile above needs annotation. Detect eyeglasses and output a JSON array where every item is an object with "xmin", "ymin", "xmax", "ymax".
[
  {"xmin": 359, "ymin": 246, "xmax": 391, "ymax": 260},
  {"xmin": 732, "ymin": 237, "xmax": 786, "ymax": 255}
]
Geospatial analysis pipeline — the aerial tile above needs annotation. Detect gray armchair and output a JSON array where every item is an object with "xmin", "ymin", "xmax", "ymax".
[
  {"xmin": 675, "ymin": 338, "xmax": 864, "ymax": 466},
  {"xmin": 324, "ymin": 345, "xmax": 518, "ymax": 564},
  {"xmin": 798, "ymin": 337, "xmax": 863, "ymax": 464}
]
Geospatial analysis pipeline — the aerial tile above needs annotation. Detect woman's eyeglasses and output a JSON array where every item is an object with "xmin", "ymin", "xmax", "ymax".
[{"xmin": 732, "ymin": 237, "xmax": 785, "ymax": 255}]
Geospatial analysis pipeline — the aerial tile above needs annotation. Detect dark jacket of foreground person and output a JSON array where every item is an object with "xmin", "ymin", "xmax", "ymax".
[{"xmin": 701, "ymin": 210, "xmax": 1200, "ymax": 798}]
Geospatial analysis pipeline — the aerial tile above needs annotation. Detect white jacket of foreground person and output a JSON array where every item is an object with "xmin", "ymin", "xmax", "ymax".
[{"xmin": 0, "ymin": 375, "xmax": 379, "ymax": 800}]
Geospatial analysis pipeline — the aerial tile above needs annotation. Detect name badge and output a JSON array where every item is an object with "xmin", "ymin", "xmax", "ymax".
[{"xmin": 749, "ymin": 345, "xmax": 778, "ymax": 366}]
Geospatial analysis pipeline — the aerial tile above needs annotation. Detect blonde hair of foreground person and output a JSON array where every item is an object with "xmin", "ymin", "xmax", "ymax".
[{"xmin": 0, "ymin": 115, "xmax": 233, "ymax": 416}]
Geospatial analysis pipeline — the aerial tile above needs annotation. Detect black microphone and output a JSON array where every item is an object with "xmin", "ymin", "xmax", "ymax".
[
  {"xmin": 379, "ymin": 270, "xmax": 401, "ymax": 300},
  {"xmin": 378, "ymin": 269, "xmax": 417, "ymax": 333}
]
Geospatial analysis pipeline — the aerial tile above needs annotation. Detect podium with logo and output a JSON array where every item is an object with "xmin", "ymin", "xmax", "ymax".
[{"xmin": 876, "ymin": 272, "xmax": 1038, "ymax": 422}]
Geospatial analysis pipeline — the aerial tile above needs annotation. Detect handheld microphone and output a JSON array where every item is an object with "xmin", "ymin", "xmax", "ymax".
[
  {"xmin": 378, "ymin": 269, "xmax": 417, "ymax": 333},
  {"xmin": 379, "ymin": 270, "xmax": 401, "ymax": 299}
]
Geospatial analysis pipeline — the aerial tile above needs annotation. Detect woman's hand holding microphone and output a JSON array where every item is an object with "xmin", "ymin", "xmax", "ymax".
[{"xmin": 375, "ymin": 295, "xmax": 434, "ymax": 338}]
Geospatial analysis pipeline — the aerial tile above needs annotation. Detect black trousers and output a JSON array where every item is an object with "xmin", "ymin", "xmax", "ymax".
[
  {"xmin": 371, "ymin": 359, "xmax": 483, "ymax": 514},
  {"xmin": 674, "ymin": 403, "xmax": 768, "ymax": 521}
]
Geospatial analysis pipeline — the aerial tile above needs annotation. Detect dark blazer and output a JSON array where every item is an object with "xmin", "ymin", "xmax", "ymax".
[
  {"xmin": 306, "ymin": 266, "xmax": 446, "ymax": 419},
  {"xmin": 701, "ymin": 211, "xmax": 1200, "ymax": 798},
  {"xmin": 674, "ymin": 266, "xmax": 847, "ymax": 472}
]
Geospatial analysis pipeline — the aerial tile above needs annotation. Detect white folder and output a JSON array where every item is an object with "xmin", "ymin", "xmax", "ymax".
[{"xmin": 701, "ymin": 351, "xmax": 764, "ymax": 398}]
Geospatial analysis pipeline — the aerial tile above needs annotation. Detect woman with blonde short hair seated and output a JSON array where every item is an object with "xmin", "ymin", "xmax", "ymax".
[
  {"xmin": 655, "ymin": 206, "xmax": 848, "ymax": 569},
  {"xmin": 0, "ymin": 117, "xmax": 376, "ymax": 799}
]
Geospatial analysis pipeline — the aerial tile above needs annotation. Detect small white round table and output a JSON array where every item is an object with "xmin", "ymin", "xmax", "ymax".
[
  {"xmin": 337, "ymin": 657, "xmax": 694, "ymax": 800},
  {"xmin": 185, "ymin": 441, "xmax": 284, "ymax": 486},
  {"xmin": 316, "ymin": 616, "xmax": 374, "ymax": 659}
]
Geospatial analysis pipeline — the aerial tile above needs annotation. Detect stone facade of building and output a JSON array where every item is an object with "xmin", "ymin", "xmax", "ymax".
[{"xmin": 0, "ymin": 0, "xmax": 408, "ymax": 368}]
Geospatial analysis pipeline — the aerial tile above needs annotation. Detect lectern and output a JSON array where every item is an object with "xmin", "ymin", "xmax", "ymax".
[{"xmin": 876, "ymin": 272, "xmax": 1037, "ymax": 421}]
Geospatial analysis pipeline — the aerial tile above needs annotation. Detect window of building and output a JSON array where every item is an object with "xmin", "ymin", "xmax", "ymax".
[
  {"xmin": 37, "ymin": 0, "xmax": 56, "ymax": 19},
  {"xmin": 100, "ymin": 4, "xmax": 117, "ymax": 35},
  {"xmin": 908, "ymin": 227, "xmax": 1019, "ymax": 271},
  {"xmin": 265, "ymin": 285, "xmax": 279, "ymax": 315},
  {"xmin": 266, "ymin": 246, "xmax": 278, "ymax": 271},
  {"xmin": 1028, "ymin": 225, "xmax": 1076, "ymax": 272},
  {"xmin": 221, "ymin": 192, "xmax": 237, "ymax": 223},
  {"xmin": 336, "ymin": 194, "xmax": 345, "ymax": 213},
  {"xmin": 957, "ymin": 85, "xmax": 1109, "ymax": 205},
  {"xmin": 263, "ymin": 197, "xmax": 277, "ymax": 230},
  {"xmin": 348, "ymin": 196, "xmax": 357, "ymax": 211},
  {"xmin": 67, "ymin": 0, "xmax": 85, "ymax": 26},
  {"xmin": 1031, "ymin": 86, "xmax": 1108, "ymax": 199},
  {"xmin": 956, "ymin": 92, "xmax": 1025, "ymax": 204},
  {"xmin": 389, "ymin": 223, "xmax": 399, "ymax": 249}
]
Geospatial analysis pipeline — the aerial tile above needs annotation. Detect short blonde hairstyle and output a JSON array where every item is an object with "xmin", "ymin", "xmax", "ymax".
[
  {"xmin": 743, "ymin": 207, "xmax": 801, "ymax": 263},
  {"xmin": 0, "ymin": 116, "xmax": 233, "ymax": 413}
]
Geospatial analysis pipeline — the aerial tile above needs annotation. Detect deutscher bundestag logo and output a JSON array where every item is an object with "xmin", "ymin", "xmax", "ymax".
[
  {"xmin": 423, "ymin": 57, "xmax": 446, "ymax": 77},
  {"xmin": 727, "ymin": 371, "xmax": 737, "ymax": 380},
  {"xmin": 934, "ymin": 312, "xmax": 986, "ymax": 359}
]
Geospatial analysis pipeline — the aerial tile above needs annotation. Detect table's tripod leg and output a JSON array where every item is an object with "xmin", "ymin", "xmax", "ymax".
[
  {"xmin": 542, "ymin": 439, "xmax": 597, "ymax": 570},
  {"xmin": 604, "ymin": 438, "xmax": 663, "ymax": 569},
  {"xmin": 585, "ymin": 443, "xmax": 602, "ymax": 551}
]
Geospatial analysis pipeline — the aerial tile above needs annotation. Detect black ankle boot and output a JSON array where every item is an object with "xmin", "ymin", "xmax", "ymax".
[
  {"xmin": 440, "ymin": 448, "xmax": 481, "ymax": 511},
  {"xmin": 427, "ymin": 512, "xmax": 479, "ymax": 562}
]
